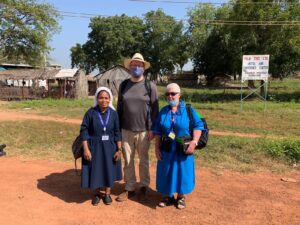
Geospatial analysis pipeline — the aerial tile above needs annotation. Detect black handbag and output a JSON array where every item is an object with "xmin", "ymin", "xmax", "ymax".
[
  {"xmin": 176, "ymin": 136, "xmax": 192, "ymax": 155},
  {"xmin": 160, "ymin": 136, "xmax": 172, "ymax": 152},
  {"xmin": 71, "ymin": 135, "xmax": 83, "ymax": 175}
]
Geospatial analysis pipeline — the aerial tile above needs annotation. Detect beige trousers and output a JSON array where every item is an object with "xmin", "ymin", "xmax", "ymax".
[{"xmin": 122, "ymin": 129, "xmax": 150, "ymax": 191}]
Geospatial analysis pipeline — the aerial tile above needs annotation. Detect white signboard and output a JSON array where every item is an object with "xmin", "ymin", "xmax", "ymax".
[{"xmin": 242, "ymin": 55, "xmax": 269, "ymax": 81}]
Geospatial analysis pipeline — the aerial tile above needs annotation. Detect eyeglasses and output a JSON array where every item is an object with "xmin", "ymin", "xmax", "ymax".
[{"xmin": 165, "ymin": 92, "xmax": 179, "ymax": 97}]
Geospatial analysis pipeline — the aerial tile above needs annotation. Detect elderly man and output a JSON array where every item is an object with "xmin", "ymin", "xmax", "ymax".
[{"xmin": 116, "ymin": 53, "xmax": 159, "ymax": 202}]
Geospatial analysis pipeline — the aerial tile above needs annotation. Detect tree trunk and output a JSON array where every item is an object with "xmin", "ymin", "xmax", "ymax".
[{"xmin": 233, "ymin": 73, "xmax": 237, "ymax": 80}]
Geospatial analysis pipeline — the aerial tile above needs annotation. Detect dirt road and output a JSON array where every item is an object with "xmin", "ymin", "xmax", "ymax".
[{"xmin": 0, "ymin": 157, "xmax": 299, "ymax": 225}]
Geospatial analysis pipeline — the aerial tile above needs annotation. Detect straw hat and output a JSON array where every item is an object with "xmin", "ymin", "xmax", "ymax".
[{"xmin": 124, "ymin": 53, "xmax": 151, "ymax": 70}]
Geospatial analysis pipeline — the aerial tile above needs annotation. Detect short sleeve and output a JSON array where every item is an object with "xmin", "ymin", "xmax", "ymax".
[
  {"xmin": 190, "ymin": 106, "xmax": 205, "ymax": 131},
  {"xmin": 80, "ymin": 110, "xmax": 92, "ymax": 141}
]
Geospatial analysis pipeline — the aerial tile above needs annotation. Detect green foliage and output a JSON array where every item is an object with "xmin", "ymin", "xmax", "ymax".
[
  {"xmin": 70, "ymin": 9, "xmax": 189, "ymax": 77},
  {"xmin": 70, "ymin": 14, "xmax": 145, "ymax": 73},
  {"xmin": 0, "ymin": 0, "xmax": 60, "ymax": 65},
  {"xmin": 188, "ymin": 0, "xmax": 300, "ymax": 79},
  {"xmin": 143, "ymin": 9, "xmax": 189, "ymax": 79},
  {"xmin": 264, "ymin": 140, "xmax": 300, "ymax": 163}
]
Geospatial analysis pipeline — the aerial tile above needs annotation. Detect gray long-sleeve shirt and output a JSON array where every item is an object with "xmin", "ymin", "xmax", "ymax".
[{"xmin": 117, "ymin": 79, "xmax": 159, "ymax": 132}]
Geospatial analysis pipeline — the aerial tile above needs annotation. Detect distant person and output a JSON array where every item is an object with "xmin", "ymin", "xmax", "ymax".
[
  {"xmin": 152, "ymin": 83, "xmax": 205, "ymax": 209},
  {"xmin": 116, "ymin": 53, "xmax": 159, "ymax": 202},
  {"xmin": 80, "ymin": 87, "xmax": 122, "ymax": 205}
]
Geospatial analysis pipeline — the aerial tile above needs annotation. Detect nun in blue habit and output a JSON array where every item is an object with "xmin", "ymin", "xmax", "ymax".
[{"xmin": 80, "ymin": 87, "xmax": 122, "ymax": 205}]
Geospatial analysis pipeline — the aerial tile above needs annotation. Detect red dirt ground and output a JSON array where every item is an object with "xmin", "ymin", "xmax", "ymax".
[
  {"xmin": 0, "ymin": 108, "xmax": 299, "ymax": 225},
  {"xmin": 0, "ymin": 157, "xmax": 299, "ymax": 225}
]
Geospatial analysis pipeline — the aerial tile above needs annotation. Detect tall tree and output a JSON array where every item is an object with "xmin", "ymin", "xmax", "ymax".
[
  {"xmin": 143, "ymin": 9, "xmax": 189, "ymax": 80},
  {"xmin": 188, "ymin": 4, "xmax": 233, "ymax": 83},
  {"xmin": 71, "ymin": 15, "xmax": 145, "ymax": 73},
  {"xmin": 188, "ymin": 0, "xmax": 300, "ymax": 81},
  {"xmin": 0, "ymin": 0, "xmax": 60, "ymax": 65},
  {"xmin": 228, "ymin": 0, "xmax": 300, "ymax": 79}
]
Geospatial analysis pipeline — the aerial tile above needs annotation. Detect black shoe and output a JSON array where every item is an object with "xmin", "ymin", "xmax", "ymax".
[
  {"xmin": 116, "ymin": 190, "xmax": 135, "ymax": 202},
  {"xmin": 92, "ymin": 195, "xmax": 101, "ymax": 206},
  {"xmin": 103, "ymin": 194, "xmax": 112, "ymax": 205},
  {"xmin": 139, "ymin": 187, "xmax": 148, "ymax": 203}
]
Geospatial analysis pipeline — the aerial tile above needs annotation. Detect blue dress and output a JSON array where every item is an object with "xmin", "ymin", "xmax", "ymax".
[
  {"xmin": 80, "ymin": 106, "xmax": 122, "ymax": 189},
  {"xmin": 152, "ymin": 101, "xmax": 204, "ymax": 197}
]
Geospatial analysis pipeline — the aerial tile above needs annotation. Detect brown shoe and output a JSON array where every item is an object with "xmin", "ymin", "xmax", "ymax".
[
  {"xmin": 116, "ymin": 190, "xmax": 135, "ymax": 202},
  {"xmin": 139, "ymin": 186, "xmax": 148, "ymax": 203}
]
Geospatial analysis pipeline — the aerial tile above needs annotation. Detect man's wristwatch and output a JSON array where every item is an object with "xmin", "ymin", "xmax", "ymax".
[{"xmin": 191, "ymin": 140, "xmax": 198, "ymax": 146}]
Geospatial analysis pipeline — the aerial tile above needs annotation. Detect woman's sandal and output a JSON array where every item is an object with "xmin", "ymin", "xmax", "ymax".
[
  {"xmin": 158, "ymin": 196, "xmax": 176, "ymax": 207},
  {"xmin": 177, "ymin": 197, "xmax": 186, "ymax": 210}
]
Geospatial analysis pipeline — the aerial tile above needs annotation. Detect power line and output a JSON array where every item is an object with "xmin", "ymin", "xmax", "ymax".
[
  {"xmin": 198, "ymin": 21, "xmax": 300, "ymax": 26},
  {"xmin": 2, "ymin": 4, "xmax": 299, "ymax": 26},
  {"xmin": 58, "ymin": 10, "xmax": 300, "ymax": 25},
  {"xmin": 129, "ymin": 0, "xmax": 300, "ymax": 5}
]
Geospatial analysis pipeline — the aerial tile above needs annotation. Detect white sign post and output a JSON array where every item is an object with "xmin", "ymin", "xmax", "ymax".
[{"xmin": 240, "ymin": 55, "xmax": 269, "ymax": 111}]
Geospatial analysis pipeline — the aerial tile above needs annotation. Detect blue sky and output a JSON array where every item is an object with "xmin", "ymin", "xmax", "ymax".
[{"xmin": 39, "ymin": 0, "xmax": 203, "ymax": 69}]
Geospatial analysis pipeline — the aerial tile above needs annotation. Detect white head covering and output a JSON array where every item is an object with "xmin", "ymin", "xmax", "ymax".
[
  {"xmin": 166, "ymin": 83, "xmax": 181, "ymax": 93},
  {"xmin": 94, "ymin": 87, "xmax": 115, "ymax": 110}
]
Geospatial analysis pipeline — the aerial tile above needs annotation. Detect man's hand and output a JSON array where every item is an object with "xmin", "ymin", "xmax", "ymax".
[
  {"xmin": 155, "ymin": 148, "xmax": 162, "ymax": 160},
  {"xmin": 148, "ymin": 131, "xmax": 154, "ymax": 141},
  {"xmin": 114, "ymin": 151, "xmax": 122, "ymax": 161}
]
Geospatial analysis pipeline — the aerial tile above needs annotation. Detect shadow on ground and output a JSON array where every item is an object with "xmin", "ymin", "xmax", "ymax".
[{"xmin": 37, "ymin": 169, "xmax": 161, "ymax": 209}]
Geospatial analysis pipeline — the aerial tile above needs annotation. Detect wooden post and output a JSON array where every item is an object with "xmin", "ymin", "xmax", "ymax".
[{"xmin": 22, "ymin": 79, "xmax": 25, "ymax": 99}]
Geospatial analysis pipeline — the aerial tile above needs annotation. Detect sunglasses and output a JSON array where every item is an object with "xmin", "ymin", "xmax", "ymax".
[{"xmin": 165, "ymin": 92, "xmax": 179, "ymax": 97}]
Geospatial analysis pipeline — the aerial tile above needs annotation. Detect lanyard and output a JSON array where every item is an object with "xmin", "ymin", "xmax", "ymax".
[
  {"xmin": 97, "ymin": 108, "xmax": 110, "ymax": 132},
  {"xmin": 169, "ymin": 110, "xmax": 178, "ymax": 132}
]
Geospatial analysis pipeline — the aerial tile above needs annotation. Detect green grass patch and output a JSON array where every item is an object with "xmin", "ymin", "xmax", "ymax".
[
  {"xmin": 0, "ymin": 120, "xmax": 79, "ymax": 162},
  {"xmin": 194, "ymin": 135, "xmax": 298, "ymax": 173},
  {"xmin": 7, "ymin": 98, "xmax": 94, "ymax": 119},
  {"xmin": 1, "ymin": 120, "xmax": 298, "ymax": 173},
  {"xmin": 264, "ymin": 140, "xmax": 300, "ymax": 163}
]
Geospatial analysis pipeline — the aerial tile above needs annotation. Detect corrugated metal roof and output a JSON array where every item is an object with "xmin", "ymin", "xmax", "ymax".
[
  {"xmin": 0, "ymin": 69, "xmax": 59, "ymax": 79},
  {"xmin": 55, "ymin": 69, "xmax": 78, "ymax": 78}
]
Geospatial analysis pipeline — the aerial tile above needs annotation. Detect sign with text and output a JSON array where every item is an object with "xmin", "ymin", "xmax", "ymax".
[{"xmin": 242, "ymin": 55, "xmax": 269, "ymax": 81}]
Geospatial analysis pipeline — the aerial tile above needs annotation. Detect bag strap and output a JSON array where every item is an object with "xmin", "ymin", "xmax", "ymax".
[
  {"xmin": 186, "ymin": 104, "xmax": 193, "ymax": 137},
  {"xmin": 74, "ymin": 159, "xmax": 81, "ymax": 176}
]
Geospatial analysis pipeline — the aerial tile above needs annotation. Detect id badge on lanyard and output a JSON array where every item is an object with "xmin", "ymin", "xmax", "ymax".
[
  {"xmin": 168, "ymin": 111, "xmax": 177, "ymax": 140},
  {"xmin": 102, "ymin": 135, "xmax": 109, "ymax": 141},
  {"xmin": 98, "ymin": 109, "xmax": 110, "ymax": 141}
]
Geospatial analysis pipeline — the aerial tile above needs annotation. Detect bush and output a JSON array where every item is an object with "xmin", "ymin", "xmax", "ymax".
[{"xmin": 265, "ymin": 140, "xmax": 300, "ymax": 163}]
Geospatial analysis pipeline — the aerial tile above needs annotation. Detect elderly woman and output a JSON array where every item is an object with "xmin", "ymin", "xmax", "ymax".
[
  {"xmin": 80, "ymin": 87, "xmax": 122, "ymax": 206},
  {"xmin": 152, "ymin": 83, "xmax": 204, "ymax": 209}
]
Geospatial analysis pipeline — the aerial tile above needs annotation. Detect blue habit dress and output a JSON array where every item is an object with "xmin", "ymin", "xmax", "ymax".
[
  {"xmin": 80, "ymin": 106, "xmax": 122, "ymax": 189},
  {"xmin": 152, "ymin": 101, "xmax": 204, "ymax": 197}
]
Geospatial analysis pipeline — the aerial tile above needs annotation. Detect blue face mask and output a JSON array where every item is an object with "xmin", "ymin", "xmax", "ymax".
[
  {"xmin": 130, "ymin": 66, "xmax": 144, "ymax": 77},
  {"xmin": 168, "ymin": 99, "xmax": 179, "ymax": 107}
]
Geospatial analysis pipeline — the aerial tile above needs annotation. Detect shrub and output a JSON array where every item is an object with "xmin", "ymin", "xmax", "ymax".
[{"xmin": 265, "ymin": 140, "xmax": 300, "ymax": 163}]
